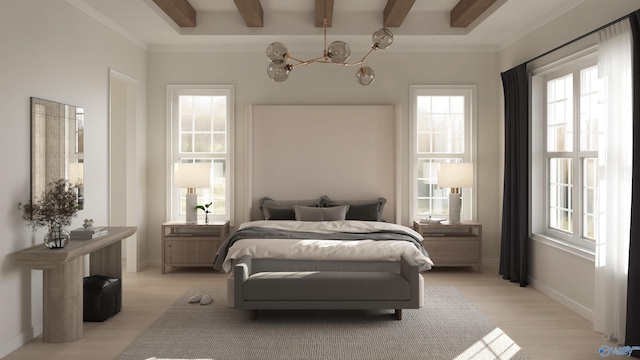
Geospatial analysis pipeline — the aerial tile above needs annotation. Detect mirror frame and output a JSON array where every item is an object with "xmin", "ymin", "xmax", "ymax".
[{"xmin": 30, "ymin": 97, "xmax": 84, "ymax": 209}]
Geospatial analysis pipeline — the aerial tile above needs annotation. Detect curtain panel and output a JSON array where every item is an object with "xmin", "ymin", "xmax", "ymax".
[
  {"xmin": 626, "ymin": 9, "xmax": 640, "ymax": 358},
  {"xmin": 499, "ymin": 64, "xmax": 529, "ymax": 287},
  {"xmin": 593, "ymin": 18, "xmax": 633, "ymax": 344}
]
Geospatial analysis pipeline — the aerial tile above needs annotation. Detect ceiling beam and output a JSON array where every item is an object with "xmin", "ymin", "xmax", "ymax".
[
  {"xmin": 233, "ymin": 0, "xmax": 264, "ymax": 27},
  {"xmin": 152, "ymin": 0, "xmax": 196, "ymax": 27},
  {"xmin": 315, "ymin": 0, "xmax": 334, "ymax": 27},
  {"xmin": 450, "ymin": 0, "xmax": 497, "ymax": 28},
  {"xmin": 383, "ymin": 0, "xmax": 416, "ymax": 27}
]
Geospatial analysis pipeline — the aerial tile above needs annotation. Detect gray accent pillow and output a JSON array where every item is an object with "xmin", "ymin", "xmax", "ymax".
[
  {"xmin": 294, "ymin": 205, "xmax": 350, "ymax": 221},
  {"xmin": 320, "ymin": 195, "xmax": 386, "ymax": 221},
  {"xmin": 259, "ymin": 197, "xmax": 322, "ymax": 220},
  {"xmin": 261, "ymin": 205, "xmax": 296, "ymax": 220}
]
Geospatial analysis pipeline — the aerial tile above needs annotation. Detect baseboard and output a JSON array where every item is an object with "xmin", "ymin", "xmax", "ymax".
[
  {"xmin": 528, "ymin": 275, "xmax": 594, "ymax": 321},
  {"xmin": 0, "ymin": 324, "xmax": 40, "ymax": 358},
  {"xmin": 146, "ymin": 259, "xmax": 161, "ymax": 267}
]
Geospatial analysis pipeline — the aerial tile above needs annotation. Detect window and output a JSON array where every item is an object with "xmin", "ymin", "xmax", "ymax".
[
  {"xmin": 167, "ymin": 85, "xmax": 233, "ymax": 223},
  {"xmin": 532, "ymin": 54, "xmax": 598, "ymax": 251},
  {"xmin": 409, "ymin": 86, "xmax": 476, "ymax": 220}
]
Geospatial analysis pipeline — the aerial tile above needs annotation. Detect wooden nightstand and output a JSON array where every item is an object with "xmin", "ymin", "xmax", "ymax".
[
  {"xmin": 413, "ymin": 220, "xmax": 482, "ymax": 273},
  {"xmin": 161, "ymin": 220, "xmax": 230, "ymax": 274}
]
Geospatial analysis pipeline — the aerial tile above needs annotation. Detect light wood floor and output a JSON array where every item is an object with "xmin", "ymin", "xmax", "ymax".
[{"xmin": 4, "ymin": 265, "xmax": 612, "ymax": 360}]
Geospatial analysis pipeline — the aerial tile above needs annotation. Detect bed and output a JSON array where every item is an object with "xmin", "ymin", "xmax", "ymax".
[
  {"xmin": 223, "ymin": 105, "xmax": 429, "ymax": 317},
  {"xmin": 213, "ymin": 196, "xmax": 434, "ymax": 316}
]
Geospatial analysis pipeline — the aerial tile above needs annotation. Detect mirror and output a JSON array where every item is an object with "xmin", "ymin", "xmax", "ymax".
[{"xmin": 31, "ymin": 97, "xmax": 84, "ymax": 210}]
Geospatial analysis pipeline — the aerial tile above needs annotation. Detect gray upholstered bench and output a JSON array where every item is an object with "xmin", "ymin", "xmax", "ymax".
[{"xmin": 233, "ymin": 254, "xmax": 422, "ymax": 320}]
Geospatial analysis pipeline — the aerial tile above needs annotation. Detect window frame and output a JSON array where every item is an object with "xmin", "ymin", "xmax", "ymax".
[
  {"xmin": 531, "ymin": 50, "xmax": 597, "ymax": 253},
  {"xmin": 409, "ymin": 85, "xmax": 477, "ymax": 222},
  {"xmin": 166, "ymin": 85, "xmax": 234, "ymax": 223}
]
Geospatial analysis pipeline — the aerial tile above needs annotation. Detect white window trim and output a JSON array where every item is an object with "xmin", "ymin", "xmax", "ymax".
[
  {"xmin": 530, "ymin": 48, "xmax": 597, "ymax": 254},
  {"xmin": 165, "ymin": 85, "xmax": 234, "ymax": 223},
  {"xmin": 409, "ymin": 85, "xmax": 478, "ymax": 221}
]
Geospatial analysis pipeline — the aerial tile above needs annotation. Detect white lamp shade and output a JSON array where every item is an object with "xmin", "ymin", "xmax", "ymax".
[
  {"xmin": 174, "ymin": 163, "xmax": 211, "ymax": 189},
  {"xmin": 437, "ymin": 163, "xmax": 473, "ymax": 188}
]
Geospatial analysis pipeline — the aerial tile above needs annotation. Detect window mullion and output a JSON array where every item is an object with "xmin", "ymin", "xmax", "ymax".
[{"xmin": 572, "ymin": 69, "xmax": 581, "ymax": 242}]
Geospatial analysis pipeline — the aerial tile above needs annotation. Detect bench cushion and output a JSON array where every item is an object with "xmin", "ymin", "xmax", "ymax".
[{"xmin": 243, "ymin": 271, "xmax": 410, "ymax": 301}]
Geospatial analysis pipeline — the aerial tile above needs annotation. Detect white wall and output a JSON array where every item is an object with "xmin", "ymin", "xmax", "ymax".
[
  {"xmin": 0, "ymin": 0, "xmax": 147, "ymax": 356},
  {"xmin": 146, "ymin": 50, "xmax": 501, "ymax": 265},
  {"xmin": 498, "ymin": 0, "xmax": 639, "ymax": 320},
  {"xmin": 249, "ymin": 105, "xmax": 397, "ymax": 222}
]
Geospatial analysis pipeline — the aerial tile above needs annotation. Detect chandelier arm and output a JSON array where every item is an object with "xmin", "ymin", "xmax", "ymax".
[
  {"xmin": 288, "ymin": 45, "xmax": 378, "ymax": 68},
  {"xmin": 333, "ymin": 61, "xmax": 363, "ymax": 67},
  {"xmin": 290, "ymin": 60, "xmax": 337, "ymax": 69},
  {"xmin": 317, "ymin": 47, "xmax": 377, "ymax": 67},
  {"xmin": 356, "ymin": 46, "xmax": 377, "ymax": 66},
  {"xmin": 287, "ymin": 55, "xmax": 327, "ymax": 67},
  {"xmin": 293, "ymin": 61, "xmax": 362, "ymax": 67},
  {"xmin": 323, "ymin": 18, "xmax": 328, "ymax": 60}
]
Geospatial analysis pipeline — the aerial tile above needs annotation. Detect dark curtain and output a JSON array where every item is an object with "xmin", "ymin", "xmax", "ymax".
[
  {"xmin": 626, "ymin": 9, "xmax": 640, "ymax": 358},
  {"xmin": 499, "ymin": 64, "xmax": 529, "ymax": 287}
]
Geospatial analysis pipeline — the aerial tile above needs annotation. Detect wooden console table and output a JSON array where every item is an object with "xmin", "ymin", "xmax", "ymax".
[{"xmin": 14, "ymin": 227, "xmax": 137, "ymax": 343}]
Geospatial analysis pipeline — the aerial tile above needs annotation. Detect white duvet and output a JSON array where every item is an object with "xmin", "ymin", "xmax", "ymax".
[{"xmin": 221, "ymin": 220, "xmax": 434, "ymax": 272}]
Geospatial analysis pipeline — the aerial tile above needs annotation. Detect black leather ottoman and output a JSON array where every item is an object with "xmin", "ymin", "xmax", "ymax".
[{"xmin": 83, "ymin": 275, "xmax": 121, "ymax": 322}]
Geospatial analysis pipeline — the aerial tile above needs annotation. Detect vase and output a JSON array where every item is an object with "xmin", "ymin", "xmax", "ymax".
[{"xmin": 44, "ymin": 224, "xmax": 70, "ymax": 249}]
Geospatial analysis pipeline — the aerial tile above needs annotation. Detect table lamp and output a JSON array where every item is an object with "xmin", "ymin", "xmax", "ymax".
[
  {"xmin": 437, "ymin": 163, "xmax": 473, "ymax": 224},
  {"xmin": 174, "ymin": 163, "xmax": 211, "ymax": 224}
]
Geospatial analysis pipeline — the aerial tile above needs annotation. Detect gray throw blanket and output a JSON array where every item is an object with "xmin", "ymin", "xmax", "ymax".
[{"xmin": 212, "ymin": 226, "xmax": 428, "ymax": 270}]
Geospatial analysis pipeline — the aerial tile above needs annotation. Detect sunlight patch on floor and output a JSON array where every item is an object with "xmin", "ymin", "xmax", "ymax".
[{"xmin": 453, "ymin": 327, "xmax": 523, "ymax": 360}]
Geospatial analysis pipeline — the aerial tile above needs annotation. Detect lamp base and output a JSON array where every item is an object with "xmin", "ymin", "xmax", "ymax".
[
  {"xmin": 448, "ymin": 193, "xmax": 461, "ymax": 224},
  {"xmin": 185, "ymin": 193, "xmax": 198, "ymax": 224}
]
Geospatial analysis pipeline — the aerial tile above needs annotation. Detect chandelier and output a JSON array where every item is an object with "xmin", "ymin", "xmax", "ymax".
[{"xmin": 265, "ymin": 9, "xmax": 393, "ymax": 86}]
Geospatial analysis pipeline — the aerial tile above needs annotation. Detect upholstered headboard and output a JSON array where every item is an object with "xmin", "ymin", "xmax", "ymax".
[{"xmin": 247, "ymin": 105, "xmax": 399, "ymax": 222}]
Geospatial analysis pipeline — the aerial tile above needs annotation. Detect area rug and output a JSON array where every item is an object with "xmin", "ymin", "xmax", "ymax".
[{"xmin": 118, "ymin": 286, "xmax": 530, "ymax": 360}]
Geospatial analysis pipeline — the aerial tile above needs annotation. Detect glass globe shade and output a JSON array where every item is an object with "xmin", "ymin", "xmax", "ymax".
[
  {"xmin": 372, "ymin": 28, "xmax": 393, "ymax": 49},
  {"xmin": 266, "ymin": 42, "xmax": 288, "ymax": 61},
  {"xmin": 267, "ymin": 60, "xmax": 291, "ymax": 82},
  {"xmin": 355, "ymin": 66, "xmax": 375, "ymax": 86},
  {"xmin": 327, "ymin": 41, "xmax": 351, "ymax": 63}
]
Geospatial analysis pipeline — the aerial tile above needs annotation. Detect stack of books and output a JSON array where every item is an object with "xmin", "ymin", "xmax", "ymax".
[
  {"xmin": 70, "ymin": 227, "xmax": 108, "ymax": 240},
  {"xmin": 419, "ymin": 217, "xmax": 445, "ymax": 225}
]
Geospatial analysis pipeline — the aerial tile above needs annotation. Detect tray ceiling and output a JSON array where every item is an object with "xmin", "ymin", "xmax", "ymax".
[{"xmin": 68, "ymin": 0, "xmax": 586, "ymax": 52}]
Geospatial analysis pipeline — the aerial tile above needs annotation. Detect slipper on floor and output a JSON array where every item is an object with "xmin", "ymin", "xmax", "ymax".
[
  {"xmin": 188, "ymin": 294, "xmax": 202, "ymax": 303},
  {"xmin": 200, "ymin": 295, "xmax": 212, "ymax": 305}
]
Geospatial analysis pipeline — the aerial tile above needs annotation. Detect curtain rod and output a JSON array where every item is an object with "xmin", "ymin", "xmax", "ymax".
[{"xmin": 525, "ymin": 12, "xmax": 632, "ymax": 65}]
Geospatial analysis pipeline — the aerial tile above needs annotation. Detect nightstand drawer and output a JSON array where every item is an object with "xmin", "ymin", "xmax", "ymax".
[{"xmin": 164, "ymin": 239, "xmax": 220, "ymax": 265}]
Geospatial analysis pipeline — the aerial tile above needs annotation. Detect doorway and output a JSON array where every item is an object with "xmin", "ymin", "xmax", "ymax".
[{"xmin": 109, "ymin": 69, "xmax": 139, "ymax": 272}]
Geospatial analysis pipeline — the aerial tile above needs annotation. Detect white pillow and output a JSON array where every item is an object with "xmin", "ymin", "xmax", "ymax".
[{"xmin": 293, "ymin": 205, "xmax": 350, "ymax": 221}]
